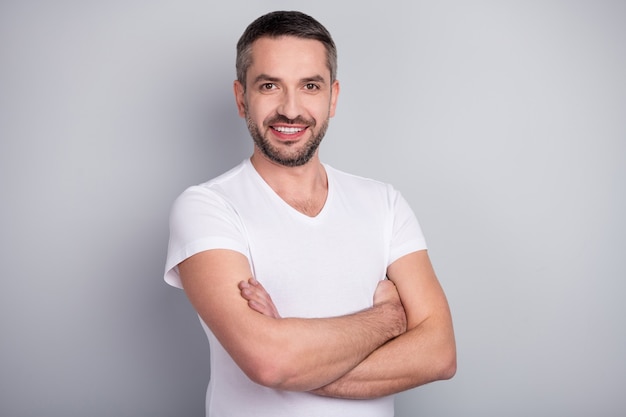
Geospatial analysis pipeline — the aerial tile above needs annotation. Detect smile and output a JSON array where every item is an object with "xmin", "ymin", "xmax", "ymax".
[{"xmin": 273, "ymin": 126, "xmax": 305, "ymax": 134}]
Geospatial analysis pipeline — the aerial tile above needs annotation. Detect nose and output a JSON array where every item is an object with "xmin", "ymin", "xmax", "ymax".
[{"xmin": 277, "ymin": 89, "xmax": 302, "ymax": 121}]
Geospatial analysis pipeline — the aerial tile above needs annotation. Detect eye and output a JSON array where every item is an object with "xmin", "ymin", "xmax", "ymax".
[
  {"xmin": 304, "ymin": 83, "xmax": 320, "ymax": 91},
  {"xmin": 261, "ymin": 83, "xmax": 276, "ymax": 91}
]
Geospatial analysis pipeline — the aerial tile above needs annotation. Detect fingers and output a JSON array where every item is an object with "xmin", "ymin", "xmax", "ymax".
[
  {"xmin": 238, "ymin": 278, "xmax": 281, "ymax": 318},
  {"xmin": 373, "ymin": 279, "xmax": 400, "ymax": 306}
]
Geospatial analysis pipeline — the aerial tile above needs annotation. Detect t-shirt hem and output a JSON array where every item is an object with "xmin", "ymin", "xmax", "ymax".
[
  {"xmin": 164, "ymin": 237, "xmax": 248, "ymax": 289},
  {"xmin": 388, "ymin": 240, "xmax": 428, "ymax": 267}
]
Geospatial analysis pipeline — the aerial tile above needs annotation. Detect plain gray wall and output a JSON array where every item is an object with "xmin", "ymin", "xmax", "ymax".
[{"xmin": 1, "ymin": 1, "xmax": 624, "ymax": 416}]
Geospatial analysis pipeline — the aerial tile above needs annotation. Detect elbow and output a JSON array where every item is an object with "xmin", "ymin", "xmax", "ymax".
[
  {"xmin": 244, "ymin": 363, "xmax": 285, "ymax": 389},
  {"xmin": 439, "ymin": 353, "xmax": 457, "ymax": 380},
  {"xmin": 240, "ymin": 354, "xmax": 301, "ymax": 390},
  {"xmin": 234, "ymin": 325, "xmax": 308, "ymax": 390},
  {"xmin": 436, "ymin": 345, "xmax": 457, "ymax": 381}
]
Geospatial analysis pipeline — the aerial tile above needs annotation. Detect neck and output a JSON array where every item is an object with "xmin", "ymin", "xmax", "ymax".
[{"xmin": 250, "ymin": 152, "xmax": 328, "ymax": 217}]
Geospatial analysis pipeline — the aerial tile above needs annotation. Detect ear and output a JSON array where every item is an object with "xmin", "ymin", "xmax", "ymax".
[
  {"xmin": 233, "ymin": 80, "xmax": 246, "ymax": 118},
  {"xmin": 329, "ymin": 79, "xmax": 340, "ymax": 118}
]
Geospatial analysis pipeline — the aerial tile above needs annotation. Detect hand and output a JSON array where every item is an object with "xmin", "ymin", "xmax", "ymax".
[
  {"xmin": 373, "ymin": 279, "xmax": 402, "ymax": 306},
  {"xmin": 238, "ymin": 278, "xmax": 281, "ymax": 319}
]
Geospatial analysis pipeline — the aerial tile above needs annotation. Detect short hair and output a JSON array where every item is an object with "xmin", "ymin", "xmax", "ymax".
[{"xmin": 236, "ymin": 11, "xmax": 338, "ymax": 89}]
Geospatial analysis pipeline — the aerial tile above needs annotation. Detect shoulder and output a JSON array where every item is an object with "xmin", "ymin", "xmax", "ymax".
[
  {"xmin": 195, "ymin": 160, "xmax": 249, "ymax": 194},
  {"xmin": 170, "ymin": 160, "xmax": 252, "ymax": 218},
  {"xmin": 326, "ymin": 164, "xmax": 390, "ymax": 188},
  {"xmin": 325, "ymin": 164, "xmax": 399, "ymax": 202},
  {"xmin": 174, "ymin": 160, "xmax": 250, "ymax": 202}
]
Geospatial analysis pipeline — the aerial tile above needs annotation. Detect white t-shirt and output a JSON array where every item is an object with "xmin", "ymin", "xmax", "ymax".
[{"xmin": 165, "ymin": 159, "xmax": 427, "ymax": 417}]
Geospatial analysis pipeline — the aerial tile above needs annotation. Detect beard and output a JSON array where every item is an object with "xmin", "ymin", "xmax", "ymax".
[{"xmin": 245, "ymin": 111, "xmax": 329, "ymax": 167}]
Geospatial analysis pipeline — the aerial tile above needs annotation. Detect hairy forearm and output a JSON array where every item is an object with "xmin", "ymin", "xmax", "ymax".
[
  {"xmin": 180, "ymin": 252, "xmax": 407, "ymax": 393},
  {"xmin": 311, "ymin": 316, "xmax": 457, "ymax": 399},
  {"xmin": 234, "ymin": 278, "xmax": 408, "ymax": 391},
  {"xmin": 236, "ymin": 250, "xmax": 457, "ymax": 397},
  {"xmin": 256, "ymin": 300, "xmax": 406, "ymax": 391}
]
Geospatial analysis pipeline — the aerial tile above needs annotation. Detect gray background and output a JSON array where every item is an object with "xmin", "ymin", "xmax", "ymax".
[{"xmin": 1, "ymin": 1, "xmax": 624, "ymax": 416}]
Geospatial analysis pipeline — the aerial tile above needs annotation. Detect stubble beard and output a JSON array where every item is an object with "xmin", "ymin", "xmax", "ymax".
[{"xmin": 245, "ymin": 110, "xmax": 329, "ymax": 168}]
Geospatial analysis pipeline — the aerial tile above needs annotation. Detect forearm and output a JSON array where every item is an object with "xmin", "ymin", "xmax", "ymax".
[
  {"xmin": 181, "ymin": 251, "xmax": 408, "ymax": 393},
  {"xmin": 312, "ymin": 316, "xmax": 457, "ymax": 399},
  {"xmin": 236, "ymin": 251, "xmax": 457, "ymax": 397},
  {"xmin": 258, "ymin": 301, "xmax": 406, "ymax": 391}
]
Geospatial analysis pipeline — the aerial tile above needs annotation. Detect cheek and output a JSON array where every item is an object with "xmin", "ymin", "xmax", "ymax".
[
  {"xmin": 247, "ymin": 98, "xmax": 276, "ymax": 123},
  {"xmin": 305, "ymin": 94, "xmax": 333, "ymax": 117},
  {"xmin": 313, "ymin": 103, "xmax": 333, "ymax": 121}
]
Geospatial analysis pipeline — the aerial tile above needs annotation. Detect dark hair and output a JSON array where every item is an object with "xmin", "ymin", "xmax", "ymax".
[{"xmin": 236, "ymin": 11, "xmax": 337, "ymax": 88}]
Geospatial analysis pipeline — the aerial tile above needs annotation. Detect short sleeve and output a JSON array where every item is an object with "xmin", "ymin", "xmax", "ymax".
[
  {"xmin": 164, "ymin": 185, "xmax": 249, "ymax": 289},
  {"xmin": 387, "ymin": 188, "xmax": 428, "ymax": 266}
]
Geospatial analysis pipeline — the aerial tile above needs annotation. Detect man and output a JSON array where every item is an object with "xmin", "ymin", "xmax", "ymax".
[{"xmin": 164, "ymin": 10, "xmax": 456, "ymax": 417}]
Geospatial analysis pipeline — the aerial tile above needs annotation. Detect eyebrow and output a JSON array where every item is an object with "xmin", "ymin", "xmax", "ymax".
[{"xmin": 252, "ymin": 74, "xmax": 328, "ymax": 85}]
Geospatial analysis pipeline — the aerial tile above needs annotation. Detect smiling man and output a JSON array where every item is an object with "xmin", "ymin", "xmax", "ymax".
[
  {"xmin": 164, "ymin": 10, "xmax": 456, "ymax": 417},
  {"xmin": 240, "ymin": 37, "xmax": 334, "ymax": 169}
]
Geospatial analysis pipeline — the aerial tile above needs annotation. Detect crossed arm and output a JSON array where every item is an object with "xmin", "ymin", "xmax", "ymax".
[{"xmin": 179, "ymin": 248, "xmax": 456, "ymax": 397}]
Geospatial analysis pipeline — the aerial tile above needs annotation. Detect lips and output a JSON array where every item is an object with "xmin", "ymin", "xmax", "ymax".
[
  {"xmin": 270, "ymin": 125, "xmax": 308, "ymax": 141},
  {"xmin": 273, "ymin": 126, "xmax": 305, "ymax": 134}
]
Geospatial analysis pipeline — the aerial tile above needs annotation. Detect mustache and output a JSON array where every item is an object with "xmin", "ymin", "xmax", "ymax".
[{"xmin": 266, "ymin": 114, "xmax": 315, "ymax": 126}]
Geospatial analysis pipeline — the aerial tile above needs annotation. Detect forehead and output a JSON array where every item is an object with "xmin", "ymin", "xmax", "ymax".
[{"xmin": 247, "ymin": 36, "xmax": 330, "ymax": 81}]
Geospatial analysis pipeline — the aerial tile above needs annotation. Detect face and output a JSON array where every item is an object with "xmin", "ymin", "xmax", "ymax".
[{"xmin": 234, "ymin": 36, "xmax": 339, "ymax": 167}]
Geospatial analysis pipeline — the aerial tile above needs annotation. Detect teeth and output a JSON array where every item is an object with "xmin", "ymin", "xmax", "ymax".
[{"xmin": 274, "ymin": 126, "xmax": 303, "ymax": 134}]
